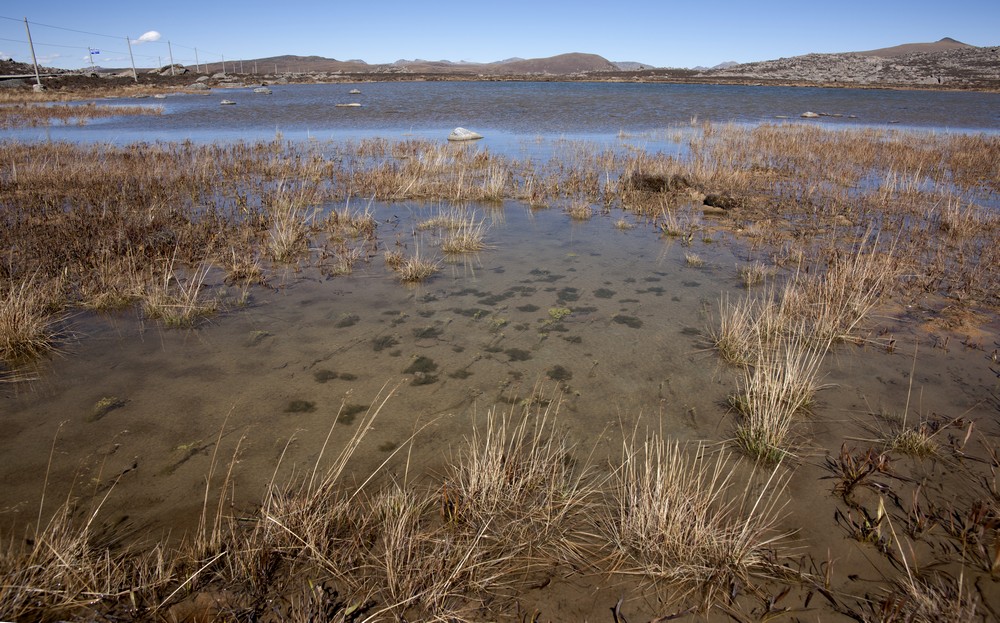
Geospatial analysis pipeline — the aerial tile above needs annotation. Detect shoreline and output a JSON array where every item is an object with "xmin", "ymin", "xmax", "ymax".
[{"xmin": 5, "ymin": 69, "xmax": 999, "ymax": 97}]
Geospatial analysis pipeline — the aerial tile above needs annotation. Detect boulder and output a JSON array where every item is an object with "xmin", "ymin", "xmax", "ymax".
[
  {"xmin": 196, "ymin": 76, "xmax": 210, "ymax": 82},
  {"xmin": 188, "ymin": 82, "xmax": 211, "ymax": 90},
  {"xmin": 801, "ymin": 111, "xmax": 820, "ymax": 118},
  {"xmin": 448, "ymin": 127, "xmax": 483, "ymax": 141}
]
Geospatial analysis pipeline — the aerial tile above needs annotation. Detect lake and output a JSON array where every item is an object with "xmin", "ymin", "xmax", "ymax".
[{"xmin": 8, "ymin": 81, "xmax": 1000, "ymax": 151}]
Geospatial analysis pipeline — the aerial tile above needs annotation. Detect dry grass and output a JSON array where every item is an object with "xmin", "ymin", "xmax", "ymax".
[
  {"xmin": 266, "ymin": 178, "xmax": 322, "ymax": 262},
  {"xmin": 0, "ymin": 274, "xmax": 62, "ymax": 365},
  {"xmin": 738, "ymin": 261, "xmax": 771, "ymax": 288},
  {"xmin": 685, "ymin": 252, "xmax": 704, "ymax": 267},
  {"xmin": 731, "ymin": 330, "xmax": 829, "ymax": 463},
  {"xmin": 0, "ymin": 102, "xmax": 161, "ymax": 129},
  {"xmin": 780, "ymin": 236, "xmax": 896, "ymax": 344},
  {"xmin": 0, "ymin": 499, "xmax": 176, "ymax": 621},
  {"xmin": 446, "ymin": 396, "xmax": 595, "ymax": 565},
  {"xmin": 142, "ymin": 258, "xmax": 217, "ymax": 328},
  {"xmin": 605, "ymin": 437, "xmax": 788, "ymax": 604},
  {"xmin": 439, "ymin": 212, "xmax": 489, "ymax": 255},
  {"xmin": 393, "ymin": 253, "xmax": 440, "ymax": 283},
  {"xmin": 566, "ymin": 202, "xmax": 593, "ymax": 221}
]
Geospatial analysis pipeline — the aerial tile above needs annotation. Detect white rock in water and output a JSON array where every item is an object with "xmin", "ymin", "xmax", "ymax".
[
  {"xmin": 448, "ymin": 127, "xmax": 483, "ymax": 141},
  {"xmin": 800, "ymin": 111, "xmax": 820, "ymax": 118}
]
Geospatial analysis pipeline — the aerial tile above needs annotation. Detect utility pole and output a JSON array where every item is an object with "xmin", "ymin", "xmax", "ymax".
[
  {"xmin": 195, "ymin": 48, "xmax": 200, "ymax": 73},
  {"xmin": 23, "ymin": 18, "xmax": 41, "ymax": 87},
  {"xmin": 221, "ymin": 54, "xmax": 226, "ymax": 76},
  {"xmin": 168, "ymin": 41, "xmax": 175, "ymax": 75},
  {"xmin": 126, "ymin": 36, "xmax": 138, "ymax": 82},
  {"xmin": 254, "ymin": 60, "xmax": 257, "ymax": 74},
  {"xmin": 239, "ymin": 59, "xmax": 244, "ymax": 74}
]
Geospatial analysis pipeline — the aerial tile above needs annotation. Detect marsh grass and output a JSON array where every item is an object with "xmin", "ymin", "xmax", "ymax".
[
  {"xmin": 731, "ymin": 330, "xmax": 829, "ymax": 463},
  {"xmin": 440, "ymin": 214, "xmax": 489, "ymax": 255},
  {"xmin": 0, "ymin": 499, "xmax": 177, "ymax": 621},
  {"xmin": 142, "ymin": 259, "xmax": 217, "ymax": 328},
  {"xmin": 0, "ymin": 274, "xmax": 63, "ymax": 365},
  {"xmin": 267, "ymin": 180, "xmax": 322, "ymax": 262},
  {"xmin": 685, "ymin": 252, "xmax": 704, "ymax": 267},
  {"xmin": 0, "ymin": 102, "xmax": 161, "ymax": 129},
  {"xmin": 738, "ymin": 261, "xmax": 771, "ymax": 288},
  {"xmin": 710, "ymin": 289, "xmax": 781, "ymax": 367},
  {"xmin": 446, "ymin": 395, "xmax": 596, "ymax": 565},
  {"xmin": 566, "ymin": 202, "xmax": 594, "ymax": 221},
  {"xmin": 391, "ymin": 244, "xmax": 440, "ymax": 283},
  {"xmin": 605, "ymin": 437, "xmax": 788, "ymax": 605},
  {"xmin": 780, "ymin": 237, "xmax": 896, "ymax": 344}
]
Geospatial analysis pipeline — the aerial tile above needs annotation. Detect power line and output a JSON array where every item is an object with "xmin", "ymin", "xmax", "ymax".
[
  {"xmin": 1, "ymin": 13, "xmax": 226, "ymax": 63},
  {"xmin": 0, "ymin": 14, "xmax": 120, "ymax": 41}
]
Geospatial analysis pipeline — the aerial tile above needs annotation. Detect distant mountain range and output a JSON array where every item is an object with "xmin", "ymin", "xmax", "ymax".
[
  {"xmin": 4, "ymin": 37, "xmax": 997, "ymax": 90},
  {"xmin": 251, "ymin": 52, "xmax": 620, "ymax": 75},
  {"xmin": 239, "ymin": 38, "xmax": 997, "ymax": 88}
]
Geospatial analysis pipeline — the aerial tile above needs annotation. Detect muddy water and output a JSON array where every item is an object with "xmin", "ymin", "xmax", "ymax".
[{"xmin": 1, "ymin": 202, "xmax": 748, "ymax": 535}]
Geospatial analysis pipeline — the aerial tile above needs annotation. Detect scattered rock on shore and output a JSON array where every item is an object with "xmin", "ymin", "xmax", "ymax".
[
  {"xmin": 703, "ymin": 194, "xmax": 741, "ymax": 210},
  {"xmin": 625, "ymin": 172, "xmax": 690, "ymax": 193}
]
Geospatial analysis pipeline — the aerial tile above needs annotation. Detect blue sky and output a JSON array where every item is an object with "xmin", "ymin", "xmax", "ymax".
[{"xmin": 2, "ymin": 1, "xmax": 997, "ymax": 70}]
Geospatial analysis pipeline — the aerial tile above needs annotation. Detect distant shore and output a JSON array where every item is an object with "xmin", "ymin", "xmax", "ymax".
[{"xmin": 4, "ymin": 69, "xmax": 999, "ymax": 98}]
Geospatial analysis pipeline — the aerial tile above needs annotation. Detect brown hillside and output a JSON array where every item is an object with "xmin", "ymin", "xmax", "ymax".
[
  {"xmin": 250, "ymin": 55, "xmax": 370, "ymax": 73},
  {"xmin": 853, "ymin": 37, "xmax": 974, "ymax": 57}
]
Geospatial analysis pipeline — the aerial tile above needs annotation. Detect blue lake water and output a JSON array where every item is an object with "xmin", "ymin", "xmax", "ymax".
[{"xmin": 7, "ymin": 81, "xmax": 1000, "ymax": 153}]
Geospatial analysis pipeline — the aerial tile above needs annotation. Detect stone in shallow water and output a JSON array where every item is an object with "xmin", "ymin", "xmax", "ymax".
[{"xmin": 447, "ymin": 127, "xmax": 483, "ymax": 141}]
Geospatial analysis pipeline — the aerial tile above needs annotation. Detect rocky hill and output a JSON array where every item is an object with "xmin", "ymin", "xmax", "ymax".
[{"xmin": 700, "ymin": 39, "xmax": 1000, "ymax": 88}]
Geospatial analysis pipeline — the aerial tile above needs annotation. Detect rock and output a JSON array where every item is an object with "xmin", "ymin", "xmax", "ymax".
[
  {"xmin": 211, "ymin": 72, "xmax": 227, "ymax": 79},
  {"xmin": 448, "ymin": 127, "xmax": 483, "ymax": 141},
  {"xmin": 253, "ymin": 86, "xmax": 272, "ymax": 94},
  {"xmin": 703, "ymin": 194, "xmax": 741, "ymax": 210},
  {"xmin": 348, "ymin": 88, "xmax": 361, "ymax": 94},
  {"xmin": 188, "ymin": 82, "xmax": 210, "ymax": 90},
  {"xmin": 219, "ymin": 99, "xmax": 236, "ymax": 105},
  {"xmin": 196, "ymin": 76, "xmax": 210, "ymax": 82},
  {"xmin": 702, "ymin": 206, "xmax": 728, "ymax": 216},
  {"xmin": 32, "ymin": 83, "xmax": 46, "ymax": 92},
  {"xmin": 800, "ymin": 111, "xmax": 820, "ymax": 118},
  {"xmin": 626, "ymin": 172, "xmax": 690, "ymax": 193},
  {"xmin": 335, "ymin": 102, "xmax": 361, "ymax": 107},
  {"xmin": 0, "ymin": 78, "xmax": 28, "ymax": 88}
]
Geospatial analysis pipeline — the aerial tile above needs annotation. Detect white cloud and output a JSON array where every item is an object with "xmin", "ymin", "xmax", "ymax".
[{"xmin": 135, "ymin": 31, "xmax": 161, "ymax": 44}]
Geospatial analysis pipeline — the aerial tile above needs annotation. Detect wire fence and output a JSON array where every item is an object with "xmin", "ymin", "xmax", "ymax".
[{"xmin": 0, "ymin": 14, "xmax": 233, "ymax": 75}]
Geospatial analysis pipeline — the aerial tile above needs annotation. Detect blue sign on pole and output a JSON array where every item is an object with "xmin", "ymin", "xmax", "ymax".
[{"xmin": 89, "ymin": 48, "xmax": 100, "ymax": 55}]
